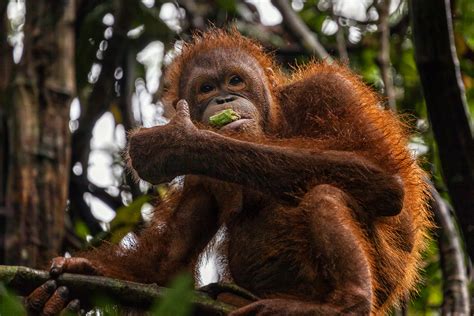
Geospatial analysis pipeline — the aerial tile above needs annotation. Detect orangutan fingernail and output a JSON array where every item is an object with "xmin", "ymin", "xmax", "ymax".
[
  {"xmin": 45, "ymin": 280, "xmax": 57, "ymax": 292},
  {"xmin": 67, "ymin": 299, "xmax": 81, "ymax": 312},
  {"xmin": 50, "ymin": 266, "xmax": 60, "ymax": 276},
  {"xmin": 58, "ymin": 286, "xmax": 69, "ymax": 299}
]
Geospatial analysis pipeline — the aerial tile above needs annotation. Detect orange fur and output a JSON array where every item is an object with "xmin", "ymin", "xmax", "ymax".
[
  {"xmin": 27, "ymin": 29, "xmax": 432, "ymax": 316},
  {"xmin": 160, "ymin": 30, "xmax": 432, "ymax": 314}
]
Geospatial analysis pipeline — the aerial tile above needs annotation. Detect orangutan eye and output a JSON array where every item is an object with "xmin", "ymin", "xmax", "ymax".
[
  {"xmin": 229, "ymin": 75, "xmax": 243, "ymax": 86},
  {"xmin": 200, "ymin": 83, "xmax": 214, "ymax": 93}
]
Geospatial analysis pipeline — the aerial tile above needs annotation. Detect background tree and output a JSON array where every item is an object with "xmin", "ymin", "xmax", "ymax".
[{"xmin": 0, "ymin": 0, "xmax": 75, "ymax": 267}]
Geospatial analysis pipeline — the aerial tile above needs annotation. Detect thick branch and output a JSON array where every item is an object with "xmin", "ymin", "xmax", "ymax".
[
  {"xmin": 410, "ymin": 0, "xmax": 474, "ymax": 258},
  {"xmin": 0, "ymin": 265, "xmax": 234, "ymax": 315},
  {"xmin": 271, "ymin": 0, "xmax": 332, "ymax": 61}
]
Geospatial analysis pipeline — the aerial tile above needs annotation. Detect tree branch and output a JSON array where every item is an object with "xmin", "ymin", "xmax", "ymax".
[
  {"xmin": 0, "ymin": 265, "xmax": 235, "ymax": 315},
  {"xmin": 430, "ymin": 187, "xmax": 470, "ymax": 315},
  {"xmin": 72, "ymin": 176, "xmax": 123, "ymax": 211},
  {"xmin": 72, "ymin": 1, "xmax": 135, "ymax": 171},
  {"xmin": 271, "ymin": 0, "xmax": 333, "ymax": 62},
  {"xmin": 178, "ymin": 0, "xmax": 206, "ymax": 30},
  {"xmin": 335, "ymin": 27, "xmax": 349, "ymax": 63},
  {"xmin": 118, "ymin": 50, "xmax": 142, "ymax": 198},
  {"xmin": 69, "ymin": 177, "xmax": 103, "ymax": 235},
  {"xmin": 376, "ymin": 0, "xmax": 397, "ymax": 110}
]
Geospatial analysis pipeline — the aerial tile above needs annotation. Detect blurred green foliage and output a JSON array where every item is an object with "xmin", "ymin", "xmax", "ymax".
[
  {"xmin": 0, "ymin": 283, "xmax": 26, "ymax": 315},
  {"xmin": 455, "ymin": 0, "xmax": 474, "ymax": 114},
  {"xmin": 408, "ymin": 239, "xmax": 443, "ymax": 315},
  {"xmin": 151, "ymin": 273, "xmax": 194, "ymax": 316},
  {"xmin": 108, "ymin": 195, "xmax": 151, "ymax": 244}
]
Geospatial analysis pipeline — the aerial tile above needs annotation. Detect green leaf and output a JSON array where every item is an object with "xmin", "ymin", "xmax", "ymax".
[
  {"xmin": 216, "ymin": 0, "xmax": 237, "ymax": 12},
  {"xmin": 75, "ymin": 220, "xmax": 91, "ymax": 240},
  {"xmin": 151, "ymin": 274, "xmax": 194, "ymax": 316},
  {"xmin": 109, "ymin": 195, "xmax": 151, "ymax": 243},
  {"xmin": 0, "ymin": 283, "xmax": 26, "ymax": 315}
]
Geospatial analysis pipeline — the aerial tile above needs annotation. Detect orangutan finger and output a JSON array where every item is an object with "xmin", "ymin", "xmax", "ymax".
[
  {"xmin": 50, "ymin": 257, "xmax": 67, "ymax": 276},
  {"xmin": 59, "ymin": 299, "xmax": 81, "ymax": 316},
  {"xmin": 42, "ymin": 286, "xmax": 69, "ymax": 316},
  {"xmin": 26, "ymin": 280, "xmax": 57, "ymax": 312},
  {"xmin": 176, "ymin": 99, "xmax": 191, "ymax": 119},
  {"xmin": 51, "ymin": 257, "xmax": 100, "ymax": 276}
]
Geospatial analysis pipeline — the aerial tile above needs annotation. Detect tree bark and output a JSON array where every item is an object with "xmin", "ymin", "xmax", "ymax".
[
  {"xmin": 431, "ymin": 188, "xmax": 470, "ymax": 315},
  {"xmin": 410, "ymin": 0, "xmax": 474, "ymax": 259},
  {"xmin": 0, "ymin": 2, "xmax": 13, "ymax": 264},
  {"xmin": 376, "ymin": 0, "xmax": 397, "ymax": 110},
  {"xmin": 1, "ymin": 1, "xmax": 76, "ymax": 267}
]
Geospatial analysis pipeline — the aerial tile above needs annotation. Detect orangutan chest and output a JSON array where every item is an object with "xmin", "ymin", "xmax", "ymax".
[{"xmin": 226, "ymin": 206, "xmax": 319, "ymax": 298}]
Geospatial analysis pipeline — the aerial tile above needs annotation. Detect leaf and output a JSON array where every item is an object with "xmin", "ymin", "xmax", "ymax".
[
  {"xmin": 109, "ymin": 195, "xmax": 151, "ymax": 243},
  {"xmin": 75, "ymin": 220, "xmax": 91, "ymax": 240},
  {"xmin": 151, "ymin": 274, "xmax": 194, "ymax": 316},
  {"xmin": 0, "ymin": 283, "xmax": 26, "ymax": 315}
]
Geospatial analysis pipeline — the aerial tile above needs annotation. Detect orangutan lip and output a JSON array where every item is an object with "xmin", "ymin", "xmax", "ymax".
[{"xmin": 220, "ymin": 118, "xmax": 253, "ymax": 130}]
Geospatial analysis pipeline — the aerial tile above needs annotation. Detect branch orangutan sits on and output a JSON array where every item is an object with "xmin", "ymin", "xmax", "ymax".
[{"xmin": 26, "ymin": 30, "xmax": 431, "ymax": 315}]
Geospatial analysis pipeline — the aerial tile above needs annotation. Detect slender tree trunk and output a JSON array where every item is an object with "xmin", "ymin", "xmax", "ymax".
[
  {"xmin": 1, "ymin": 1, "xmax": 76, "ymax": 267},
  {"xmin": 0, "ymin": 2, "xmax": 13, "ymax": 264},
  {"xmin": 377, "ymin": 0, "xmax": 397, "ymax": 110}
]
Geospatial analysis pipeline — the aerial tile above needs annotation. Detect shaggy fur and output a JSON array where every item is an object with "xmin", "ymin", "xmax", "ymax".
[{"xmin": 29, "ymin": 29, "xmax": 432, "ymax": 316}]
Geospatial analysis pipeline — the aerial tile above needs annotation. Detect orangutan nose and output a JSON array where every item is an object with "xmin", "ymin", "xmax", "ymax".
[{"xmin": 215, "ymin": 95, "xmax": 237, "ymax": 104}]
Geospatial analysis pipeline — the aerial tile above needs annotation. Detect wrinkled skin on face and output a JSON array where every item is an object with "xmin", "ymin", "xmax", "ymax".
[{"xmin": 177, "ymin": 48, "xmax": 273, "ymax": 135}]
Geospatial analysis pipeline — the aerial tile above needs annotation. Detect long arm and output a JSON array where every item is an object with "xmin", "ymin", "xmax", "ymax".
[
  {"xmin": 80, "ymin": 184, "xmax": 219, "ymax": 284},
  {"xmin": 128, "ymin": 104, "xmax": 404, "ymax": 217},
  {"xmin": 31, "ymin": 183, "xmax": 219, "ymax": 284}
]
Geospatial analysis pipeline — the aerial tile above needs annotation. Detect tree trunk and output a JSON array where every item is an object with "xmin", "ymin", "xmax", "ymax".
[
  {"xmin": 410, "ymin": 0, "xmax": 474, "ymax": 259},
  {"xmin": 0, "ymin": 1, "xmax": 76, "ymax": 267}
]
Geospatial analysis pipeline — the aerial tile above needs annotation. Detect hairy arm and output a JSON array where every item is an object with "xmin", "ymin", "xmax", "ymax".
[
  {"xmin": 48, "ymin": 184, "xmax": 219, "ymax": 284},
  {"xmin": 128, "ymin": 101, "xmax": 403, "ymax": 217}
]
